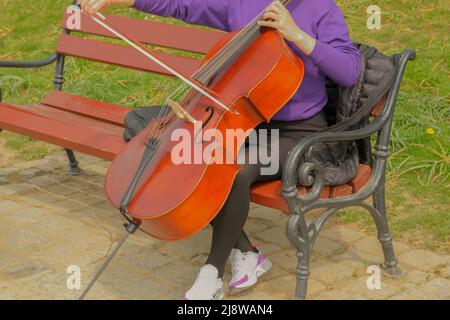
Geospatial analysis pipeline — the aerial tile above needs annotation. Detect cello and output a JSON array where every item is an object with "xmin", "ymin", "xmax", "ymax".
[{"xmin": 79, "ymin": 0, "xmax": 304, "ymax": 298}]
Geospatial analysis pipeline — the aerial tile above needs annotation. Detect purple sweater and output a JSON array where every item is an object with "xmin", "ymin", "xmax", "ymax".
[{"xmin": 131, "ymin": 0, "xmax": 360, "ymax": 121}]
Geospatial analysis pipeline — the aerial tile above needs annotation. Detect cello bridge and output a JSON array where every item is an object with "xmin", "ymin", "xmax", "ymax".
[{"xmin": 166, "ymin": 99, "xmax": 197, "ymax": 124}]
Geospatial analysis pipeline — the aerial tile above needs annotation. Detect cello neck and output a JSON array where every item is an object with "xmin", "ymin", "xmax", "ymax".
[{"xmin": 195, "ymin": 0, "xmax": 292, "ymax": 84}]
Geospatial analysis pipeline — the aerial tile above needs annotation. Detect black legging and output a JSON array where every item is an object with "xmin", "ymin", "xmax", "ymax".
[{"xmin": 206, "ymin": 111, "xmax": 328, "ymax": 277}]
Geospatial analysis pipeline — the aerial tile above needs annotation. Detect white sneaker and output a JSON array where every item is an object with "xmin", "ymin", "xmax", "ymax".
[
  {"xmin": 184, "ymin": 264, "xmax": 225, "ymax": 300},
  {"xmin": 228, "ymin": 248, "xmax": 272, "ymax": 294}
]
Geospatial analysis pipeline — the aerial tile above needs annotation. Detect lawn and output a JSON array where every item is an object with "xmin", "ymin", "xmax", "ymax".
[{"xmin": 0, "ymin": 0, "xmax": 448, "ymax": 252}]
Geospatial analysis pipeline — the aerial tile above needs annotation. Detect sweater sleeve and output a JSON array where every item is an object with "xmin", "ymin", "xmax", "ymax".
[
  {"xmin": 309, "ymin": 7, "xmax": 361, "ymax": 87},
  {"xmin": 131, "ymin": 0, "xmax": 232, "ymax": 31}
]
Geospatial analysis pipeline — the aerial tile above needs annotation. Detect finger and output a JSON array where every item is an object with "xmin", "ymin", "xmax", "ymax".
[
  {"xmin": 274, "ymin": 1, "xmax": 289, "ymax": 15},
  {"xmin": 79, "ymin": 0, "xmax": 87, "ymax": 11},
  {"xmin": 273, "ymin": 0, "xmax": 285, "ymax": 10},
  {"xmin": 81, "ymin": 0, "xmax": 92, "ymax": 13},
  {"xmin": 257, "ymin": 20, "xmax": 279, "ymax": 29},
  {"xmin": 86, "ymin": 0, "xmax": 101, "ymax": 15},
  {"xmin": 266, "ymin": 3, "xmax": 281, "ymax": 14},
  {"xmin": 262, "ymin": 12, "xmax": 279, "ymax": 22},
  {"xmin": 89, "ymin": 2, "xmax": 104, "ymax": 15}
]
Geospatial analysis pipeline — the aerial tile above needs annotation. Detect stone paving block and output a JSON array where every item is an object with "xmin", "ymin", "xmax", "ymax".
[
  {"xmin": 0, "ymin": 183, "xmax": 36, "ymax": 196},
  {"xmin": 353, "ymin": 236, "xmax": 411, "ymax": 256},
  {"xmin": 256, "ymin": 274, "xmax": 326, "ymax": 300},
  {"xmin": 253, "ymin": 242, "xmax": 283, "ymax": 255},
  {"xmin": 0, "ymin": 200, "xmax": 25, "ymax": 213},
  {"xmin": 310, "ymin": 261, "xmax": 355, "ymax": 285},
  {"xmin": 0, "ymin": 167, "xmax": 16, "ymax": 177},
  {"xmin": 0, "ymin": 177, "xmax": 7, "ymax": 185},
  {"xmin": 313, "ymin": 237, "xmax": 346, "ymax": 257},
  {"xmin": 249, "ymin": 205, "xmax": 285, "ymax": 222},
  {"xmin": 330, "ymin": 251, "xmax": 369, "ymax": 270},
  {"xmin": 0, "ymin": 260, "xmax": 49, "ymax": 280},
  {"xmin": 402, "ymin": 269, "xmax": 431, "ymax": 285},
  {"xmin": 399, "ymin": 249, "xmax": 450, "ymax": 272},
  {"xmin": 1, "ymin": 229, "xmax": 50, "ymax": 251},
  {"xmin": 244, "ymin": 218, "xmax": 271, "ymax": 235},
  {"xmin": 120, "ymin": 251, "xmax": 174, "ymax": 272},
  {"xmin": 227, "ymin": 290, "xmax": 279, "ymax": 300},
  {"xmin": 440, "ymin": 266, "xmax": 450, "ymax": 278},
  {"xmin": 50, "ymin": 199, "xmax": 89, "ymax": 212},
  {"xmin": 320, "ymin": 225, "xmax": 366, "ymax": 244},
  {"xmin": 343, "ymin": 277, "xmax": 401, "ymax": 299},
  {"xmin": 28, "ymin": 176, "xmax": 57, "ymax": 187},
  {"xmin": 151, "ymin": 260, "xmax": 200, "ymax": 287},
  {"xmin": 23, "ymin": 191, "xmax": 66, "ymax": 205},
  {"xmin": 254, "ymin": 227, "xmax": 291, "ymax": 249},
  {"xmin": 128, "ymin": 230, "xmax": 162, "ymax": 247},
  {"xmin": 69, "ymin": 193, "xmax": 105, "ymax": 206},
  {"xmin": 159, "ymin": 232, "xmax": 212, "ymax": 259},
  {"xmin": 11, "ymin": 207, "xmax": 51, "ymax": 224},
  {"xmin": 254, "ymin": 275, "xmax": 296, "ymax": 300},
  {"xmin": 253, "ymin": 263, "xmax": 289, "ymax": 283},
  {"xmin": 389, "ymin": 278, "xmax": 450, "ymax": 300},
  {"xmin": 42, "ymin": 183, "xmax": 84, "ymax": 197},
  {"xmin": 269, "ymin": 251, "xmax": 297, "ymax": 272},
  {"xmin": 313, "ymin": 289, "xmax": 354, "ymax": 300}
]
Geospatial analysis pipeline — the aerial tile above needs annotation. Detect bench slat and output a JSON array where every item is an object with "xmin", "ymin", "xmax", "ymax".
[
  {"xmin": 251, "ymin": 164, "xmax": 372, "ymax": 213},
  {"xmin": 0, "ymin": 103, "xmax": 125, "ymax": 160},
  {"xmin": 62, "ymin": 13, "xmax": 226, "ymax": 54},
  {"xmin": 17, "ymin": 104, "xmax": 124, "ymax": 137},
  {"xmin": 56, "ymin": 34, "xmax": 203, "ymax": 75},
  {"xmin": 42, "ymin": 91, "xmax": 129, "ymax": 127}
]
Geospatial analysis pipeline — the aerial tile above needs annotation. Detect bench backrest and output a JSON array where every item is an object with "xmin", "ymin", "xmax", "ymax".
[{"xmin": 58, "ymin": 13, "xmax": 226, "ymax": 76}]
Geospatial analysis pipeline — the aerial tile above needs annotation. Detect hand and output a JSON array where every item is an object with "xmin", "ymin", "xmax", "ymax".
[
  {"xmin": 77, "ymin": 0, "xmax": 134, "ymax": 16},
  {"xmin": 257, "ymin": 1, "xmax": 301, "ymax": 42},
  {"xmin": 258, "ymin": 1, "xmax": 316, "ymax": 55}
]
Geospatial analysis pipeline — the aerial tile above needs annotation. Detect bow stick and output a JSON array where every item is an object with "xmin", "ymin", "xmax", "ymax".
[{"xmin": 82, "ymin": 9, "xmax": 236, "ymax": 114}]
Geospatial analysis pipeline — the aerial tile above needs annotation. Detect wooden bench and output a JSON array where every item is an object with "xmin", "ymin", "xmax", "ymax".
[{"xmin": 0, "ymin": 9, "xmax": 416, "ymax": 299}]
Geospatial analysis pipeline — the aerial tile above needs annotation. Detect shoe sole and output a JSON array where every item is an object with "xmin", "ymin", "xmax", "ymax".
[{"xmin": 228, "ymin": 258, "xmax": 272, "ymax": 295}]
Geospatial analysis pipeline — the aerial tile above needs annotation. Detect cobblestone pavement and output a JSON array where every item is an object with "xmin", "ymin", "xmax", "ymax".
[{"xmin": 0, "ymin": 152, "xmax": 449, "ymax": 300}]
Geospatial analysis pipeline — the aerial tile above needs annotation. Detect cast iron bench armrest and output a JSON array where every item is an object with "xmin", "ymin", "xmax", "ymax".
[
  {"xmin": 0, "ymin": 53, "xmax": 58, "ymax": 68},
  {"xmin": 281, "ymin": 48, "xmax": 416, "ymax": 207},
  {"xmin": 0, "ymin": 53, "xmax": 59, "ymax": 102}
]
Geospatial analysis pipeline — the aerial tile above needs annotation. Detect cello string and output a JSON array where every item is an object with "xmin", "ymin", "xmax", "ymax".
[
  {"xmin": 148, "ymin": 5, "xmax": 277, "ymax": 141},
  {"xmin": 148, "ymin": 17, "xmax": 264, "ymax": 141}
]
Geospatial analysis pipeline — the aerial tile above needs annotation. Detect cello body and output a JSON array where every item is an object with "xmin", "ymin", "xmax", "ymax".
[{"xmin": 105, "ymin": 29, "xmax": 304, "ymax": 240}]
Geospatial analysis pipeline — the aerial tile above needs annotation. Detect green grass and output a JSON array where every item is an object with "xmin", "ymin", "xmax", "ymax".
[{"xmin": 0, "ymin": 0, "xmax": 448, "ymax": 251}]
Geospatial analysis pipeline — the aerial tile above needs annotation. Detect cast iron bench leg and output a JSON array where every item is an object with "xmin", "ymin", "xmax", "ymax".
[
  {"xmin": 286, "ymin": 213, "xmax": 311, "ymax": 300},
  {"xmin": 64, "ymin": 148, "xmax": 80, "ymax": 175},
  {"xmin": 371, "ymin": 178, "xmax": 402, "ymax": 276}
]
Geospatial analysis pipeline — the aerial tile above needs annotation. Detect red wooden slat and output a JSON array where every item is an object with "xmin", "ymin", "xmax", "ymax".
[
  {"xmin": 349, "ymin": 164, "xmax": 372, "ymax": 192},
  {"xmin": 17, "ymin": 104, "xmax": 124, "ymax": 137},
  {"xmin": 251, "ymin": 180, "xmax": 289, "ymax": 213},
  {"xmin": 41, "ymin": 91, "xmax": 130, "ymax": 127},
  {"xmin": 371, "ymin": 96, "xmax": 386, "ymax": 117},
  {"xmin": 250, "ymin": 164, "xmax": 372, "ymax": 212},
  {"xmin": 56, "ymin": 34, "xmax": 203, "ymax": 76},
  {"xmin": 329, "ymin": 184, "xmax": 354, "ymax": 198},
  {"xmin": 0, "ymin": 103, "xmax": 125, "ymax": 160},
  {"xmin": 61, "ymin": 13, "xmax": 226, "ymax": 54}
]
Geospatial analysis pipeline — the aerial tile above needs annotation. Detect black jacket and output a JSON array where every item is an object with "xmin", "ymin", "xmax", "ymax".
[{"xmin": 307, "ymin": 43, "xmax": 399, "ymax": 185}]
